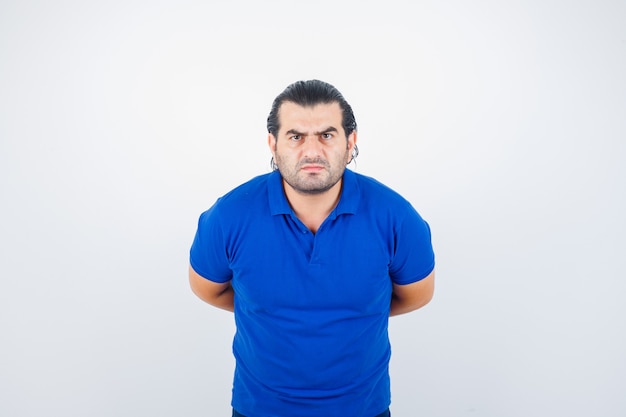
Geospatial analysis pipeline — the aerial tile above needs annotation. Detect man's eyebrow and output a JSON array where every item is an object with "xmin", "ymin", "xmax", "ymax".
[
  {"xmin": 318, "ymin": 127, "xmax": 338, "ymax": 134},
  {"xmin": 285, "ymin": 129, "xmax": 305, "ymax": 136},
  {"xmin": 284, "ymin": 127, "xmax": 338, "ymax": 136}
]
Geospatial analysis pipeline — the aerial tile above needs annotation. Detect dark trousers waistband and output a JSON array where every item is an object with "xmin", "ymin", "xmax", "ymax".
[{"xmin": 232, "ymin": 408, "xmax": 390, "ymax": 417}]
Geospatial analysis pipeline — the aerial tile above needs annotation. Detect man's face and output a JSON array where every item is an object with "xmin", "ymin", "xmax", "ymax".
[{"xmin": 268, "ymin": 101, "xmax": 357, "ymax": 195}]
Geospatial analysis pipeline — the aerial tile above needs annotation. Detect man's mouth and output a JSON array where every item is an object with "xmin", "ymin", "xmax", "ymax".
[{"xmin": 300, "ymin": 164, "xmax": 325, "ymax": 172}]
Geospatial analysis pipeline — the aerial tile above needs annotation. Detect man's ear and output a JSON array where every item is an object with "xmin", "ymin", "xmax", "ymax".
[
  {"xmin": 268, "ymin": 133, "xmax": 277, "ymax": 154},
  {"xmin": 348, "ymin": 131, "xmax": 357, "ymax": 149},
  {"xmin": 347, "ymin": 131, "xmax": 357, "ymax": 161}
]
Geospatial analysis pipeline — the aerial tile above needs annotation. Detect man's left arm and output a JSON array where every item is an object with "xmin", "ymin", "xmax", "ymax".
[{"xmin": 390, "ymin": 269, "xmax": 435, "ymax": 317}]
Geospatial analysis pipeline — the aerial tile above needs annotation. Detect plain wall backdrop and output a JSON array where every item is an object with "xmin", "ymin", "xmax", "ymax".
[{"xmin": 1, "ymin": 0, "xmax": 625, "ymax": 416}]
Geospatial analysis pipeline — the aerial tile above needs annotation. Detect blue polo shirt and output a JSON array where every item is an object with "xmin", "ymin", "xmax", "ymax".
[{"xmin": 190, "ymin": 169, "xmax": 434, "ymax": 417}]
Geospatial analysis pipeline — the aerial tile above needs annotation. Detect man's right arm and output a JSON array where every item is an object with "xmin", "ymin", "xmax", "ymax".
[{"xmin": 189, "ymin": 265, "xmax": 234, "ymax": 312}]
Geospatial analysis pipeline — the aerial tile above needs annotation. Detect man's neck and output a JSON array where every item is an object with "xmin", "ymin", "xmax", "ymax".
[{"xmin": 283, "ymin": 180, "xmax": 342, "ymax": 234}]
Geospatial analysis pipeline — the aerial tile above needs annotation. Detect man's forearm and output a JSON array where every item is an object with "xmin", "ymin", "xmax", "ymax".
[
  {"xmin": 389, "ymin": 292, "xmax": 431, "ymax": 316},
  {"xmin": 199, "ymin": 284, "xmax": 235, "ymax": 312},
  {"xmin": 189, "ymin": 266, "xmax": 235, "ymax": 312},
  {"xmin": 389, "ymin": 271, "xmax": 435, "ymax": 317}
]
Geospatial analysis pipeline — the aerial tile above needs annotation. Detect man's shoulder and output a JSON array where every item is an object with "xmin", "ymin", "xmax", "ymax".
[
  {"xmin": 217, "ymin": 173, "xmax": 272, "ymax": 202},
  {"xmin": 202, "ymin": 173, "xmax": 274, "ymax": 220},
  {"xmin": 351, "ymin": 171, "xmax": 410, "ymax": 205}
]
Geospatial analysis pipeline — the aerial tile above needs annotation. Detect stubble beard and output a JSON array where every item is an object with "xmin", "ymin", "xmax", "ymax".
[{"xmin": 275, "ymin": 155, "xmax": 347, "ymax": 195}]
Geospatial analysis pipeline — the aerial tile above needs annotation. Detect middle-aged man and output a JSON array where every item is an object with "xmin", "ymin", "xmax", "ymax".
[{"xmin": 189, "ymin": 80, "xmax": 435, "ymax": 417}]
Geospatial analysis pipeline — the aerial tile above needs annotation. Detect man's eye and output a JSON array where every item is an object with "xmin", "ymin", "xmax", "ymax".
[
  {"xmin": 321, "ymin": 133, "xmax": 333, "ymax": 139},
  {"xmin": 290, "ymin": 135, "xmax": 302, "ymax": 141}
]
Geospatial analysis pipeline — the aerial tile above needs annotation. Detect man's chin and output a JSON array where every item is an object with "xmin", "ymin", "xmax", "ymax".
[{"xmin": 288, "ymin": 179, "xmax": 335, "ymax": 195}]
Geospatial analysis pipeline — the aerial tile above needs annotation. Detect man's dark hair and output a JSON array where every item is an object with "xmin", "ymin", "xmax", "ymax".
[{"xmin": 267, "ymin": 80, "xmax": 357, "ymax": 138}]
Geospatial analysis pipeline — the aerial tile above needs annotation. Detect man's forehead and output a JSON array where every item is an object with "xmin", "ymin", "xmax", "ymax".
[{"xmin": 277, "ymin": 101, "xmax": 342, "ymax": 126}]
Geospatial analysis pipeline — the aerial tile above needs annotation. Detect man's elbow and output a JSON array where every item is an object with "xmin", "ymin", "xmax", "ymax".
[{"xmin": 390, "ymin": 271, "xmax": 435, "ymax": 316}]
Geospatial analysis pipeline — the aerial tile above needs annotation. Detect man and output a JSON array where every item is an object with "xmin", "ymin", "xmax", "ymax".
[{"xmin": 189, "ymin": 80, "xmax": 435, "ymax": 417}]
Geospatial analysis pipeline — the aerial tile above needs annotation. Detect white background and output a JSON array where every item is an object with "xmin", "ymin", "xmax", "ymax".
[{"xmin": 1, "ymin": 0, "xmax": 625, "ymax": 416}]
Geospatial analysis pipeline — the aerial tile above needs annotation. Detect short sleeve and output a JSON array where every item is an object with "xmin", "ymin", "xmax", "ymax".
[
  {"xmin": 189, "ymin": 202, "xmax": 233, "ymax": 283},
  {"xmin": 388, "ymin": 206, "xmax": 435, "ymax": 285}
]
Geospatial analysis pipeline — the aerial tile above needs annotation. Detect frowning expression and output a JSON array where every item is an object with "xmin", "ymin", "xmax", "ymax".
[{"xmin": 268, "ymin": 101, "xmax": 357, "ymax": 195}]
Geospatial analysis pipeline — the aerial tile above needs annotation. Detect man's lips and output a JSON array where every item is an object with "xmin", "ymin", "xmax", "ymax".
[{"xmin": 300, "ymin": 164, "xmax": 325, "ymax": 172}]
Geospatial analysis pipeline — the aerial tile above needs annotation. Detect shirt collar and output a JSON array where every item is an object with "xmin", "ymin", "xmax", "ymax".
[
  {"xmin": 268, "ymin": 169, "xmax": 360, "ymax": 217},
  {"xmin": 268, "ymin": 170, "xmax": 291, "ymax": 215}
]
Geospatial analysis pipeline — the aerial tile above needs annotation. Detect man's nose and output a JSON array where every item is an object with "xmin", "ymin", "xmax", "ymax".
[{"xmin": 302, "ymin": 136, "xmax": 323, "ymax": 157}]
